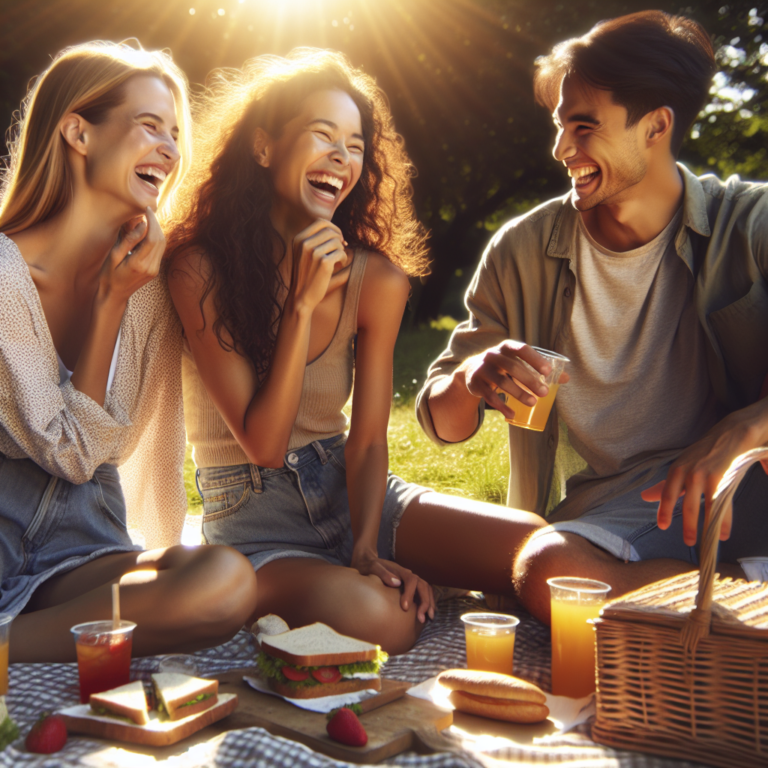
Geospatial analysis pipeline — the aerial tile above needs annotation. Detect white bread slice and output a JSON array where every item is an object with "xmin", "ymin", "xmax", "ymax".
[
  {"xmin": 260, "ymin": 623, "xmax": 378, "ymax": 667},
  {"xmin": 437, "ymin": 669, "xmax": 547, "ymax": 704},
  {"xmin": 151, "ymin": 673, "xmax": 219, "ymax": 721},
  {"xmin": 90, "ymin": 681, "xmax": 149, "ymax": 725}
]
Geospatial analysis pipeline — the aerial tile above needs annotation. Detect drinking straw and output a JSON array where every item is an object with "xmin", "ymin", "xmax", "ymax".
[{"xmin": 112, "ymin": 583, "xmax": 120, "ymax": 629}]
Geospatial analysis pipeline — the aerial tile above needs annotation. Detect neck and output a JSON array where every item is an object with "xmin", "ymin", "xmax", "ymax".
[
  {"xmin": 581, "ymin": 159, "xmax": 684, "ymax": 252},
  {"xmin": 269, "ymin": 203, "xmax": 315, "ymax": 263},
  {"xmin": 13, "ymin": 188, "xmax": 138, "ymax": 284}
]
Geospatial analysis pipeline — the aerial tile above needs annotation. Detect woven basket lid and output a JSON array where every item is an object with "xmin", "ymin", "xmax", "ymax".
[{"xmin": 599, "ymin": 571, "xmax": 768, "ymax": 641}]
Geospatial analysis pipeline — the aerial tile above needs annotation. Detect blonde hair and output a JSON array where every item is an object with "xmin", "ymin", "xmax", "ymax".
[{"xmin": 0, "ymin": 40, "xmax": 192, "ymax": 233}]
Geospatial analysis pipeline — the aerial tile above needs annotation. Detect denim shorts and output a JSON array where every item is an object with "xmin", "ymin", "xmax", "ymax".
[
  {"xmin": 197, "ymin": 434, "xmax": 429, "ymax": 572},
  {"xmin": 535, "ymin": 461, "xmax": 768, "ymax": 564},
  {"xmin": 0, "ymin": 456, "xmax": 140, "ymax": 617}
]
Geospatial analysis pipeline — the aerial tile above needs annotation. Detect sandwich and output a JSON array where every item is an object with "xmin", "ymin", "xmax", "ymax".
[
  {"xmin": 437, "ymin": 669, "xmax": 550, "ymax": 723},
  {"xmin": 252, "ymin": 613, "xmax": 290, "ymax": 651},
  {"xmin": 89, "ymin": 681, "xmax": 149, "ymax": 725},
  {"xmin": 257, "ymin": 622, "xmax": 388, "ymax": 699},
  {"xmin": 151, "ymin": 673, "xmax": 219, "ymax": 721}
]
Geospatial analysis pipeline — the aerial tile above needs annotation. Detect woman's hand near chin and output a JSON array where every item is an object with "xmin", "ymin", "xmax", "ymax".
[
  {"xmin": 350, "ymin": 546, "xmax": 436, "ymax": 624},
  {"xmin": 287, "ymin": 219, "xmax": 349, "ymax": 315},
  {"xmin": 98, "ymin": 207, "xmax": 166, "ymax": 307}
]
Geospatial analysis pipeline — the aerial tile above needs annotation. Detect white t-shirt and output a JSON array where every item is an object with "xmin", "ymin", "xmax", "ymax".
[
  {"xmin": 57, "ymin": 330, "xmax": 121, "ymax": 392},
  {"xmin": 553, "ymin": 209, "xmax": 718, "ymax": 517}
]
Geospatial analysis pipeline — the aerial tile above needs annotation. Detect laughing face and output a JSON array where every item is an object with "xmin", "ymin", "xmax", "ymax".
[
  {"xmin": 264, "ymin": 88, "xmax": 364, "ymax": 229},
  {"xmin": 552, "ymin": 75, "xmax": 646, "ymax": 212},
  {"xmin": 83, "ymin": 74, "xmax": 180, "ymax": 215}
]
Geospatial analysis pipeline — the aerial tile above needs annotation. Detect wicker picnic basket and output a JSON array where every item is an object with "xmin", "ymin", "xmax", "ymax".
[{"xmin": 591, "ymin": 448, "xmax": 768, "ymax": 768}]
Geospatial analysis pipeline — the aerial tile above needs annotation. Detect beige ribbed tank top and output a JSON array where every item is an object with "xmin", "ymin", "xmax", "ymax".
[{"xmin": 182, "ymin": 250, "xmax": 368, "ymax": 467}]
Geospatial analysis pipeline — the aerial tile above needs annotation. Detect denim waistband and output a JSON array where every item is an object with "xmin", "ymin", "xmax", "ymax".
[{"xmin": 196, "ymin": 434, "xmax": 346, "ymax": 493}]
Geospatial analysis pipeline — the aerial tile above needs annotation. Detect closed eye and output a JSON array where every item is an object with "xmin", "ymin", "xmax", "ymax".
[
  {"xmin": 315, "ymin": 130, "xmax": 333, "ymax": 141},
  {"xmin": 348, "ymin": 143, "xmax": 364, "ymax": 154}
]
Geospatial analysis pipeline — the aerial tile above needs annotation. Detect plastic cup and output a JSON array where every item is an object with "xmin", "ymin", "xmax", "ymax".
[
  {"xmin": 158, "ymin": 654, "xmax": 199, "ymax": 676},
  {"xmin": 547, "ymin": 577, "xmax": 610, "ymax": 698},
  {"xmin": 494, "ymin": 347, "xmax": 569, "ymax": 431},
  {"xmin": 0, "ymin": 614, "xmax": 11, "ymax": 698},
  {"xmin": 461, "ymin": 612, "xmax": 520, "ymax": 675},
  {"xmin": 71, "ymin": 620, "xmax": 136, "ymax": 703}
]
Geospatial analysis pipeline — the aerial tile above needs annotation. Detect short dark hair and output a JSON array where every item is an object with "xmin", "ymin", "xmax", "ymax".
[{"xmin": 533, "ymin": 10, "xmax": 715, "ymax": 156}]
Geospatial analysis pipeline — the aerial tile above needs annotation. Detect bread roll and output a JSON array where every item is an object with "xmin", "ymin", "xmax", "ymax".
[
  {"xmin": 437, "ymin": 669, "xmax": 547, "ymax": 704},
  {"xmin": 449, "ymin": 690, "xmax": 549, "ymax": 723}
]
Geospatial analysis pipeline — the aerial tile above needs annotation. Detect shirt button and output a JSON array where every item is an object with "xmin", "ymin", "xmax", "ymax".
[{"xmin": 287, "ymin": 453, "xmax": 299, "ymax": 465}]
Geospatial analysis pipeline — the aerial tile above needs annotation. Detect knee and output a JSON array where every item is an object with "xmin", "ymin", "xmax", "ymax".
[{"xmin": 184, "ymin": 546, "xmax": 257, "ymax": 635}]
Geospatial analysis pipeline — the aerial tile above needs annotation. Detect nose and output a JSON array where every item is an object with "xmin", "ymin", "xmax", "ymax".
[
  {"xmin": 552, "ymin": 127, "xmax": 576, "ymax": 164},
  {"xmin": 158, "ymin": 134, "xmax": 180, "ymax": 166},
  {"xmin": 330, "ymin": 140, "xmax": 350, "ymax": 166}
]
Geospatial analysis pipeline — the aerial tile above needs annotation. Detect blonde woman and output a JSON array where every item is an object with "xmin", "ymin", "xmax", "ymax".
[{"xmin": 0, "ymin": 41, "xmax": 256, "ymax": 662}]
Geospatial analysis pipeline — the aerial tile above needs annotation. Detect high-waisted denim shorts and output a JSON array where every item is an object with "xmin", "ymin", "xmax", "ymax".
[
  {"xmin": 0, "ymin": 456, "xmax": 139, "ymax": 617},
  {"xmin": 197, "ymin": 434, "xmax": 428, "ymax": 572}
]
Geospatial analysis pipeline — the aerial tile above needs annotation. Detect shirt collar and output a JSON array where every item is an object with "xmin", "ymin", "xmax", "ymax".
[{"xmin": 546, "ymin": 162, "xmax": 711, "ymax": 262}]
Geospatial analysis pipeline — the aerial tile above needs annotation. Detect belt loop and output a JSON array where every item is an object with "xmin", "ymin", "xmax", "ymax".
[
  {"xmin": 311, "ymin": 441, "xmax": 328, "ymax": 464},
  {"xmin": 250, "ymin": 463, "xmax": 263, "ymax": 493}
]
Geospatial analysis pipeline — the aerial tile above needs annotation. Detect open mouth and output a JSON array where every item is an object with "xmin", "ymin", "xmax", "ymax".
[
  {"xmin": 307, "ymin": 171, "xmax": 344, "ymax": 201},
  {"xmin": 568, "ymin": 164, "xmax": 600, "ymax": 191},
  {"xmin": 135, "ymin": 165, "xmax": 167, "ymax": 194}
]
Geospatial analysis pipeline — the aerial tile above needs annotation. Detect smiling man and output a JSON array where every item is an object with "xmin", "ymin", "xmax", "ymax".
[{"xmin": 416, "ymin": 10, "xmax": 768, "ymax": 623}]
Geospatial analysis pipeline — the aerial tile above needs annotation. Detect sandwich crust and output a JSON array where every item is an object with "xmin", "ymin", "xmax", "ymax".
[
  {"xmin": 89, "ymin": 681, "xmax": 149, "ymax": 726},
  {"xmin": 260, "ymin": 623, "xmax": 378, "ymax": 667},
  {"xmin": 437, "ymin": 669, "xmax": 547, "ymax": 704}
]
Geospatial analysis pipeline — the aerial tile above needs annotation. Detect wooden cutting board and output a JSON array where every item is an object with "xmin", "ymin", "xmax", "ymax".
[{"xmin": 213, "ymin": 667, "xmax": 455, "ymax": 764}]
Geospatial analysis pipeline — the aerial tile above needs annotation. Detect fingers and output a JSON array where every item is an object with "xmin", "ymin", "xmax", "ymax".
[
  {"xmin": 656, "ymin": 466, "xmax": 685, "ymax": 531},
  {"xmin": 369, "ymin": 560, "xmax": 401, "ymax": 589},
  {"xmin": 680, "ymin": 471, "xmax": 705, "ymax": 546},
  {"xmin": 641, "ymin": 480, "xmax": 665, "ymax": 503}
]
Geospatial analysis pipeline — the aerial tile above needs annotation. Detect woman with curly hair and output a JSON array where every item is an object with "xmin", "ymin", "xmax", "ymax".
[
  {"xmin": 169, "ymin": 49, "xmax": 543, "ymax": 653},
  {"xmin": 1, "ymin": 41, "xmax": 256, "ymax": 662}
]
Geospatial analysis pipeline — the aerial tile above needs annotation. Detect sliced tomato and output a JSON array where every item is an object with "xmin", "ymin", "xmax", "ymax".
[
  {"xmin": 311, "ymin": 666, "xmax": 342, "ymax": 684},
  {"xmin": 282, "ymin": 666, "xmax": 310, "ymax": 682}
]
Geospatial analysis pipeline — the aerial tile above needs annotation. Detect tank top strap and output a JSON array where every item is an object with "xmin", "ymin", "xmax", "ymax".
[{"xmin": 337, "ymin": 249, "xmax": 368, "ymax": 337}]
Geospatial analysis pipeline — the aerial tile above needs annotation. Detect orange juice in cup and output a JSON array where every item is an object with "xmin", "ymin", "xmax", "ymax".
[
  {"xmin": 495, "ymin": 347, "xmax": 569, "ymax": 432},
  {"xmin": 547, "ymin": 578, "xmax": 610, "ymax": 698},
  {"xmin": 461, "ymin": 612, "xmax": 519, "ymax": 675},
  {"xmin": 71, "ymin": 621, "xmax": 135, "ymax": 703},
  {"xmin": 0, "ymin": 614, "xmax": 11, "ymax": 697}
]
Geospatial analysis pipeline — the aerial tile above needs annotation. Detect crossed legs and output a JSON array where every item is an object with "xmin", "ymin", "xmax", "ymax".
[{"xmin": 11, "ymin": 545, "xmax": 257, "ymax": 663}]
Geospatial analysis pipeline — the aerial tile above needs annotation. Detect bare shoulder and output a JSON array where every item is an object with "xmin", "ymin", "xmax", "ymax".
[
  {"xmin": 360, "ymin": 251, "xmax": 410, "ymax": 297},
  {"xmin": 166, "ymin": 247, "xmax": 212, "ymax": 298}
]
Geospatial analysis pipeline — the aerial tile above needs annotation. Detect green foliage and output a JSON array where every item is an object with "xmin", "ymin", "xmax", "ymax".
[{"xmin": 0, "ymin": 715, "xmax": 18, "ymax": 751}]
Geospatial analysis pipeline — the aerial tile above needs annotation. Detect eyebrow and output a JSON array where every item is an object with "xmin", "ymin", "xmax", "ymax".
[
  {"xmin": 137, "ymin": 112, "xmax": 179, "ymax": 136},
  {"xmin": 308, "ymin": 118, "xmax": 364, "ymax": 142},
  {"xmin": 556, "ymin": 112, "xmax": 600, "ymax": 126}
]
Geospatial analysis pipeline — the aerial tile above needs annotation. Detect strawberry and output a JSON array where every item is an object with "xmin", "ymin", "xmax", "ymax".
[
  {"xmin": 326, "ymin": 707, "xmax": 367, "ymax": 747},
  {"xmin": 25, "ymin": 713, "xmax": 67, "ymax": 754}
]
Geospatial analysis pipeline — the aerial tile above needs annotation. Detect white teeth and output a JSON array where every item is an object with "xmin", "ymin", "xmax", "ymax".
[
  {"xmin": 307, "ymin": 172, "xmax": 343, "ymax": 190},
  {"xmin": 567, "ymin": 165, "xmax": 599, "ymax": 179},
  {"xmin": 135, "ymin": 165, "xmax": 167, "ymax": 182}
]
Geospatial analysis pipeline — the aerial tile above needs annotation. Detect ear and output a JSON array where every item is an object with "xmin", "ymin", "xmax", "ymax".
[
  {"xmin": 645, "ymin": 106, "xmax": 674, "ymax": 149},
  {"xmin": 253, "ymin": 127, "xmax": 272, "ymax": 168},
  {"xmin": 60, "ymin": 113, "xmax": 89, "ymax": 157}
]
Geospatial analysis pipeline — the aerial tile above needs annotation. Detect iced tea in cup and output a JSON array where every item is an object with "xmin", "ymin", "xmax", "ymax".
[
  {"xmin": 0, "ymin": 614, "xmax": 11, "ymax": 698},
  {"xmin": 461, "ymin": 612, "xmax": 519, "ymax": 675},
  {"xmin": 71, "ymin": 620, "xmax": 135, "ymax": 703},
  {"xmin": 495, "ymin": 347, "xmax": 569, "ymax": 431},
  {"xmin": 547, "ymin": 577, "xmax": 610, "ymax": 698}
]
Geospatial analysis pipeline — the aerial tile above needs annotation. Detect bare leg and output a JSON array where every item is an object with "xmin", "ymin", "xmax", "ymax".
[
  {"xmin": 395, "ymin": 491, "xmax": 546, "ymax": 594},
  {"xmin": 513, "ymin": 528, "xmax": 745, "ymax": 625},
  {"xmin": 253, "ymin": 558, "xmax": 423, "ymax": 656},
  {"xmin": 11, "ymin": 545, "xmax": 257, "ymax": 663}
]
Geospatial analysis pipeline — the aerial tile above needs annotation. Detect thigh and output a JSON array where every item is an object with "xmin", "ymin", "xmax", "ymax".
[
  {"xmin": 254, "ymin": 558, "xmax": 422, "ymax": 655},
  {"xmin": 394, "ymin": 491, "xmax": 544, "ymax": 593}
]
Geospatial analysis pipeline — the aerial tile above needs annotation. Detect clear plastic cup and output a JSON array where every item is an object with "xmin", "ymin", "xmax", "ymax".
[
  {"xmin": 460, "ymin": 612, "xmax": 520, "ymax": 675},
  {"xmin": 738, "ymin": 557, "xmax": 768, "ymax": 582},
  {"xmin": 158, "ymin": 654, "xmax": 199, "ymax": 676},
  {"xmin": 71, "ymin": 620, "xmax": 136, "ymax": 703},
  {"xmin": 0, "ymin": 614, "xmax": 11, "ymax": 698},
  {"xmin": 494, "ymin": 347, "xmax": 569, "ymax": 431},
  {"xmin": 547, "ymin": 577, "xmax": 611, "ymax": 698}
]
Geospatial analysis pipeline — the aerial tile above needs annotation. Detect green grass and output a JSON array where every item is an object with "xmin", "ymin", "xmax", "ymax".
[{"xmin": 183, "ymin": 323, "xmax": 512, "ymax": 513}]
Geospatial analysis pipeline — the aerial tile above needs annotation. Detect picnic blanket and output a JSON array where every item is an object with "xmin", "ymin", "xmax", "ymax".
[{"xmin": 2, "ymin": 596, "xmax": 707, "ymax": 767}]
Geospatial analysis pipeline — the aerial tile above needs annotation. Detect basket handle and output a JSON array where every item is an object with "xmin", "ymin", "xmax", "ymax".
[{"xmin": 681, "ymin": 447, "xmax": 768, "ymax": 654}]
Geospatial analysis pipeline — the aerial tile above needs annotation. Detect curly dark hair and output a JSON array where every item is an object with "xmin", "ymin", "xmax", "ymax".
[{"xmin": 168, "ymin": 48, "xmax": 429, "ymax": 378}]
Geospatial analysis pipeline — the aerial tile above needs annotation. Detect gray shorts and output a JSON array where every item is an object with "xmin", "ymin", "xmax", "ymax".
[
  {"xmin": 197, "ymin": 434, "xmax": 429, "ymax": 572},
  {"xmin": 534, "ymin": 462, "xmax": 768, "ymax": 564}
]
